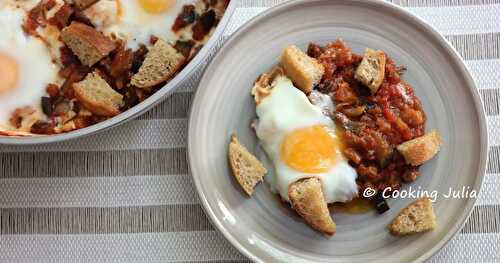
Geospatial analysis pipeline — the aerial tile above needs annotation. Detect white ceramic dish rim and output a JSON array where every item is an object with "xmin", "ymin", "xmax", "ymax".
[
  {"xmin": 0, "ymin": 1, "xmax": 236, "ymax": 145},
  {"xmin": 188, "ymin": 0, "xmax": 489, "ymax": 262}
]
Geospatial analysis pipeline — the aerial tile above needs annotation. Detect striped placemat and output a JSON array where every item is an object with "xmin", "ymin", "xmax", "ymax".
[{"xmin": 0, "ymin": 0, "xmax": 499, "ymax": 262}]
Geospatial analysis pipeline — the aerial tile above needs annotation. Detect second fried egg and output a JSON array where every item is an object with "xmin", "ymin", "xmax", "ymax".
[
  {"xmin": 255, "ymin": 77, "xmax": 358, "ymax": 203},
  {"xmin": 84, "ymin": 0, "xmax": 184, "ymax": 50}
]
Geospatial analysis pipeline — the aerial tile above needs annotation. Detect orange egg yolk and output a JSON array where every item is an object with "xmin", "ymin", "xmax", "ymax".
[
  {"xmin": 0, "ymin": 53, "xmax": 19, "ymax": 95},
  {"xmin": 138, "ymin": 0, "xmax": 176, "ymax": 14},
  {"xmin": 280, "ymin": 125, "xmax": 340, "ymax": 174}
]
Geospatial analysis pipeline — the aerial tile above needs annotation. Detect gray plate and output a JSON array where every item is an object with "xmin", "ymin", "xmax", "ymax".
[
  {"xmin": 0, "ymin": 1, "xmax": 236, "ymax": 145},
  {"xmin": 188, "ymin": 0, "xmax": 488, "ymax": 262}
]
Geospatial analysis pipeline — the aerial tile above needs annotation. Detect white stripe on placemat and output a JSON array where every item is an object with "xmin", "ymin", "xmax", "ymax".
[
  {"xmin": 0, "ymin": 231, "xmax": 245, "ymax": 262},
  {"xmin": 0, "ymin": 174, "xmax": 496, "ymax": 208},
  {"xmin": 469, "ymin": 59, "xmax": 500, "ymax": 90},
  {"xmin": 488, "ymin": 116, "xmax": 500, "ymax": 146},
  {"xmin": 224, "ymin": 6, "xmax": 500, "ymax": 38},
  {"xmin": 0, "ymin": 119, "xmax": 186, "ymax": 153},
  {"xmin": 0, "ymin": 175, "xmax": 198, "ymax": 208},
  {"xmin": 430, "ymin": 233, "xmax": 500, "ymax": 262},
  {"xmin": 0, "ymin": 232, "xmax": 498, "ymax": 262},
  {"xmin": 407, "ymin": 5, "xmax": 500, "ymax": 35},
  {"xmin": 477, "ymin": 175, "xmax": 500, "ymax": 206}
]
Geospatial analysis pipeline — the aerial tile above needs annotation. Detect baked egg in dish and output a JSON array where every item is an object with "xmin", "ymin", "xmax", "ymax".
[
  {"xmin": 84, "ymin": 0, "xmax": 185, "ymax": 50},
  {"xmin": 0, "ymin": 2, "xmax": 59, "ymax": 132}
]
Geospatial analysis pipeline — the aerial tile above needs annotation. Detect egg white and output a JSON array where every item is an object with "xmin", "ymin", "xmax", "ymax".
[
  {"xmin": 255, "ymin": 77, "xmax": 358, "ymax": 203},
  {"xmin": 0, "ymin": 5, "xmax": 59, "ymax": 129},
  {"xmin": 84, "ymin": 0, "xmax": 188, "ymax": 50}
]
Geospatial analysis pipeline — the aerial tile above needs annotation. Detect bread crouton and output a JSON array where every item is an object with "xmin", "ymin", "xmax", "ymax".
[
  {"xmin": 289, "ymin": 177, "xmax": 336, "ymax": 235},
  {"xmin": 73, "ymin": 0, "xmax": 99, "ymax": 10},
  {"xmin": 389, "ymin": 198, "xmax": 437, "ymax": 235},
  {"xmin": 228, "ymin": 135, "xmax": 267, "ymax": 196},
  {"xmin": 355, "ymin": 48, "xmax": 386, "ymax": 94},
  {"xmin": 131, "ymin": 39, "xmax": 185, "ymax": 88},
  {"xmin": 280, "ymin": 45, "xmax": 324, "ymax": 94},
  {"xmin": 251, "ymin": 66, "xmax": 285, "ymax": 105},
  {"xmin": 397, "ymin": 130, "xmax": 442, "ymax": 166},
  {"xmin": 61, "ymin": 22, "xmax": 116, "ymax": 66},
  {"xmin": 73, "ymin": 72, "xmax": 123, "ymax": 117}
]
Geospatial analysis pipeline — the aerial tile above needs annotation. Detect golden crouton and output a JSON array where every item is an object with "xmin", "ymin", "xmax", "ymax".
[
  {"xmin": 131, "ymin": 39, "xmax": 185, "ymax": 88},
  {"xmin": 73, "ymin": 72, "xmax": 124, "ymax": 117},
  {"xmin": 397, "ymin": 130, "xmax": 442, "ymax": 166},
  {"xmin": 228, "ymin": 135, "xmax": 267, "ymax": 196},
  {"xmin": 389, "ymin": 198, "xmax": 437, "ymax": 235},
  {"xmin": 280, "ymin": 45, "xmax": 324, "ymax": 94},
  {"xmin": 61, "ymin": 22, "xmax": 117, "ymax": 66},
  {"xmin": 355, "ymin": 48, "xmax": 386, "ymax": 94},
  {"xmin": 289, "ymin": 177, "xmax": 336, "ymax": 235}
]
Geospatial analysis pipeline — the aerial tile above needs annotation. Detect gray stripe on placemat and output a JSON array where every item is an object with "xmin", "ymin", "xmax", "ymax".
[
  {"xmin": 462, "ymin": 205, "xmax": 500, "ymax": 234},
  {"xmin": 446, "ymin": 33, "xmax": 500, "ymax": 60},
  {"xmin": 0, "ymin": 148, "xmax": 189, "ymax": 178},
  {"xmin": 397, "ymin": 0, "xmax": 500, "ymax": 7},
  {"xmin": 488, "ymin": 146, "xmax": 500, "ymax": 173},
  {"xmin": 0, "ymin": 204, "xmax": 497, "ymax": 235},
  {"xmin": 481, "ymin": 89, "xmax": 500, "ymax": 115},
  {"xmin": 0, "ymin": 205, "xmax": 213, "ymax": 234},
  {"xmin": 139, "ymin": 92, "xmax": 194, "ymax": 119}
]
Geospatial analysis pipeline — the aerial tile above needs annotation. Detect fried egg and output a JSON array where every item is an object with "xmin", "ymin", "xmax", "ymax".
[
  {"xmin": 84, "ymin": 0, "xmax": 185, "ymax": 50},
  {"xmin": 0, "ymin": 5, "xmax": 59, "ymax": 129},
  {"xmin": 255, "ymin": 77, "xmax": 358, "ymax": 203}
]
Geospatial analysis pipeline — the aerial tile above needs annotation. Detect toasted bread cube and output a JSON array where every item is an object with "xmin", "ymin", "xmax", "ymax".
[
  {"xmin": 228, "ymin": 135, "xmax": 267, "ymax": 196},
  {"xmin": 389, "ymin": 198, "xmax": 437, "ymax": 235},
  {"xmin": 289, "ymin": 177, "xmax": 336, "ymax": 235},
  {"xmin": 397, "ymin": 130, "xmax": 442, "ymax": 166},
  {"xmin": 355, "ymin": 48, "xmax": 386, "ymax": 94},
  {"xmin": 280, "ymin": 45, "xmax": 324, "ymax": 94},
  {"xmin": 73, "ymin": 72, "xmax": 123, "ymax": 117},
  {"xmin": 61, "ymin": 22, "xmax": 116, "ymax": 66},
  {"xmin": 131, "ymin": 39, "xmax": 185, "ymax": 88}
]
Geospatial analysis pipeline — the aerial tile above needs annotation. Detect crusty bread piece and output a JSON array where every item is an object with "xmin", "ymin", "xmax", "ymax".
[
  {"xmin": 397, "ymin": 130, "xmax": 442, "ymax": 166},
  {"xmin": 61, "ymin": 22, "xmax": 116, "ymax": 66},
  {"xmin": 251, "ymin": 66, "xmax": 285, "ymax": 105},
  {"xmin": 228, "ymin": 135, "xmax": 267, "ymax": 196},
  {"xmin": 73, "ymin": 72, "xmax": 123, "ymax": 117},
  {"xmin": 73, "ymin": 0, "xmax": 99, "ymax": 10},
  {"xmin": 355, "ymin": 48, "xmax": 386, "ymax": 94},
  {"xmin": 389, "ymin": 198, "xmax": 437, "ymax": 235},
  {"xmin": 131, "ymin": 39, "xmax": 185, "ymax": 88},
  {"xmin": 280, "ymin": 45, "xmax": 324, "ymax": 94},
  {"xmin": 289, "ymin": 177, "xmax": 336, "ymax": 235}
]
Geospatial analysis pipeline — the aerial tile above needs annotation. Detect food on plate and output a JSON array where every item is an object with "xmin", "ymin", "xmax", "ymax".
[
  {"xmin": 397, "ymin": 130, "xmax": 442, "ymax": 166},
  {"xmin": 281, "ymin": 45, "xmax": 325, "ymax": 93},
  {"xmin": 0, "ymin": 0, "xmax": 230, "ymax": 136},
  {"xmin": 389, "ymin": 198, "xmax": 436, "ymax": 235},
  {"xmin": 289, "ymin": 177, "xmax": 336, "ymax": 235},
  {"xmin": 0, "ymin": 1, "xmax": 59, "ymax": 135},
  {"xmin": 228, "ymin": 135, "xmax": 267, "ymax": 196},
  {"xmin": 227, "ymin": 39, "xmax": 443, "ymax": 235},
  {"xmin": 252, "ymin": 74, "xmax": 359, "ymax": 204},
  {"xmin": 354, "ymin": 48, "xmax": 386, "ymax": 94},
  {"xmin": 131, "ymin": 39, "xmax": 185, "ymax": 88},
  {"xmin": 73, "ymin": 72, "xmax": 124, "ymax": 117},
  {"xmin": 61, "ymin": 21, "xmax": 117, "ymax": 66}
]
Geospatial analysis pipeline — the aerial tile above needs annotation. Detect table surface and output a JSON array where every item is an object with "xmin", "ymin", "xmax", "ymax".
[{"xmin": 1, "ymin": 0, "xmax": 499, "ymax": 262}]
